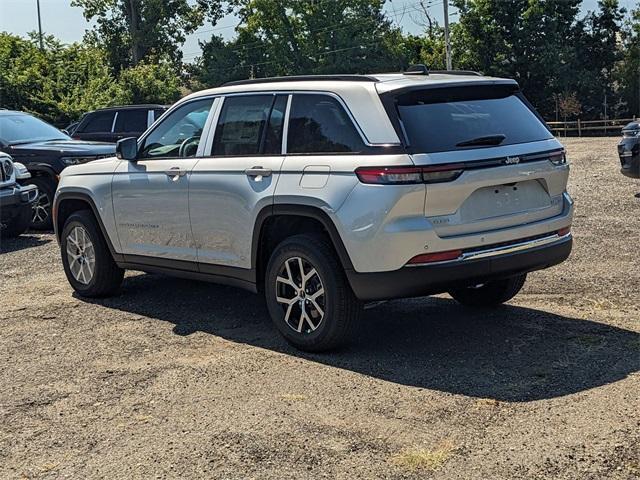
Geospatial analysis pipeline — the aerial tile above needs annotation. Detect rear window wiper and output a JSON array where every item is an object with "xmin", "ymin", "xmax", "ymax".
[{"xmin": 456, "ymin": 134, "xmax": 506, "ymax": 147}]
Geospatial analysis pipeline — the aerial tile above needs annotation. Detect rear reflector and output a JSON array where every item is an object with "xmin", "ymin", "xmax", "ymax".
[
  {"xmin": 355, "ymin": 165, "xmax": 463, "ymax": 185},
  {"xmin": 557, "ymin": 226, "xmax": 571, "ymax": 236},
  {"xmin": 407, "ymin": 249, "xmax": 463, "ymax": 264}
]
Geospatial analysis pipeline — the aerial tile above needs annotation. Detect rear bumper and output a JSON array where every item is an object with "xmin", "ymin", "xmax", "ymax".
[
  {"xmin": 618, "ymin": 140, "xmax": 640, "ymax": 179},
  {"xmin": 346, "ymin": 233, "xmax": 572, "ymax": 301}
]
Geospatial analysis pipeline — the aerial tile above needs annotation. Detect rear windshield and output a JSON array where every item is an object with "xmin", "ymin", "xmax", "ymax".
[{"xmin": 393, "ymin": 86, "xmax": 552, "ymax": 153}]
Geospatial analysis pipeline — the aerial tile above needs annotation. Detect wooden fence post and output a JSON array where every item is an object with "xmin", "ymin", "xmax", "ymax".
[{"xmin": 577, "ymin": 119, "xmax": 581, "ymax": 137}]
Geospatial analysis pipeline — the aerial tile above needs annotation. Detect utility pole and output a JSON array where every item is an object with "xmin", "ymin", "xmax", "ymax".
[
  {"xmin": 443, "ymin": 0, "xmax": 452, "ymax": 70},
  {"xmin": 36, "ymin": 0, "xmax": 44, "ymax": 50}
]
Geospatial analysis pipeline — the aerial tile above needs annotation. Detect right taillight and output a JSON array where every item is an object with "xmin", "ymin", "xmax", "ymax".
[
  {"xmin": 549, "ymin": 151, "xmax": 567, "ymax": 166},
  {"xmin": 355, "ymin": 165, "xmax": 464, "ymax": 185}
]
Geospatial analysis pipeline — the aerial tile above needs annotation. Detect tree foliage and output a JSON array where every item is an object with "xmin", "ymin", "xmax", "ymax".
[{"xmin": 71, "ymin": 0, "xmax": 224, "ymax": 72}]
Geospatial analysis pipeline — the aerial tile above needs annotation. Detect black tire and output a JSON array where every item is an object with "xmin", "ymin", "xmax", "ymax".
[
  {"xmin": 0, "ymin": 205, "xmax": 31, "ymax": 238},
  {"xmin": 26, "ymin": 176, "xmax": 56, "ymax": 230},
  {"xmin": 60, "ymin": 210, "xmax": 124, "ymax": 297},
  {"xmin": 448, "ymin": 274, "xmax": 527, "ymax": 307},
  {"xmin": 265, "ymin": 233, "xmax": 361, "ymax": 352}
]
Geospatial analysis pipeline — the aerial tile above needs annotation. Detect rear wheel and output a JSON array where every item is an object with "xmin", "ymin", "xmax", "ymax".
[
  {"xmin": 26, "ymin": 176, "xmax": 56, "ymax": 230},
  {"xmin": 448, "ymin": 274, "xmax": 527, "ymax": 307},
  {"xmin": 60, "ymin": 210, "xmax": 124, "ymax": 297},
  {"xmin": 265, "ymin": 233, "xmax": 361, "ymax": 352}
]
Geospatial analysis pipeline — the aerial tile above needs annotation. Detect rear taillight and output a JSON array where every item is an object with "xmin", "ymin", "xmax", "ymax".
[
  {"xmin": 557, "ymin": 226, "xmax": 571, "ymax": 236},
  {"xmin": 407, "ymin": 249, "xmax": 463, "ymax": 265},
  {"xmin": 355, "ymin": 165, "xmax": 464, "ymax": 185},
  {"xmin": 549, "ymin": 151, "xmax": 567, "ymax": 166}
]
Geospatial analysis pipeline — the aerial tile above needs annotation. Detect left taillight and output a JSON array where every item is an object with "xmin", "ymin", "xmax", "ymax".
[{"xmin": 355, "ymin": 165, "xmax": 464, "ymax": 185}]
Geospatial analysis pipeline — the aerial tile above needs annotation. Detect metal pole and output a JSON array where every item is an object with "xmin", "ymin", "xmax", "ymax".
[
  {"xmin": 36, "ymin": 0, "xmax": 44, "ymax": 50},
  {"xmin": 443, "ymin": 0, "xmax": 452, "ymax": 70}
]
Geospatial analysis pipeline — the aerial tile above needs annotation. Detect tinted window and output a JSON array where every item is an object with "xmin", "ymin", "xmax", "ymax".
[
  {"xmin": 153, "ymin": 108, "xmax": 166, "ymax": 122},
  {"xmin": 264, "ymin": 95, "xmax": 287, "ymax": 154},
  {"xmin": 114, "ymin": 109, "xmax": 148, "ymax": 132},
  {"xmin": 213, "ymin": 95, "xmax": 283, "ymax": 156},
  {"xmin": 0, "ymin": 114, "xmax": 69, "ymax": 144},
  {"xmin": 287, "ymin": 94, "xmax": 365, "ymax": 154},
  {"xmin": 395, "ymin": 88, "xmax": 552, "ymax": 153},
  {"xmin": 82, "ymin": 111, "xmax": 115, "ymax": 133},
  {"xmin": 139, "ymin": 98, "xmax": 213, "ymax": 159}
]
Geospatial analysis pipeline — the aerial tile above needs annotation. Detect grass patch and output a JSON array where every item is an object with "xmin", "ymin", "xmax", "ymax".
[{"xmin": 391, "ymin": 440, "xmax": 455, "ymax": 472}]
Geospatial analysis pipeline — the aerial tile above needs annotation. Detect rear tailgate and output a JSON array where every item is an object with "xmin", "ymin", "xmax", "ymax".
[{"xmin": 383, "ymin": 82, "xmax": 569, "ymax": 236}]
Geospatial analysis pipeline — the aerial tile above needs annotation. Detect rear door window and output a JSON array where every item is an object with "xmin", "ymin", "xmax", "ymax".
[
  {"xmin": 114, "ymin": 109, "xmax": 148, "ymax": 133},
  {"xmin": 212, "ymin": 94, "xmax": 286, "ymax": 156},
  {"xmin": 393, "ymin": 87, "xmax": 552, "ymax": 153},
  {"xmin": 81, "ymin": 111, "xmax": 115, "ymax": 133},
  {"xmin": 287, "ymin": 94, "xmax": 366, "ymax": 154}
]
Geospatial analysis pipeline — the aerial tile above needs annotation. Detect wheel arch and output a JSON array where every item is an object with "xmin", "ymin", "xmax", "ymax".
[
  {"xmin": 252, "ymin": 204, "xmax": 355, "ymax": 289},
  {"xmin": 54, "ymin": 191, "xmax": 123, "ymax": 262}
]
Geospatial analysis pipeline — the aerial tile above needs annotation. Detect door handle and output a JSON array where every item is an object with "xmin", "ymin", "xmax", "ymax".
[
  {"xmin": 165, "ymin": 166, "xmax": 186, "ymax": 180},
  {"xmin": 245, "ymin": 166, "xmax": 272, "ymax": 178}
]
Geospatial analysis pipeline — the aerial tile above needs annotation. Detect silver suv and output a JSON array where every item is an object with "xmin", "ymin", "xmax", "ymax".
[{"xmin": 53, "ymin": 70, "xmax": 573, "ymax": 351}]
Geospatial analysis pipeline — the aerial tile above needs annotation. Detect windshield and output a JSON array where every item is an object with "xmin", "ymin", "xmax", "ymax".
[
  {"xmin": 0, "ymin": 114, "xmax": 70, "ymax": 145},
  {"xmin": 393, "ymin": 86, "xmax": 552, "ymax": 154}
]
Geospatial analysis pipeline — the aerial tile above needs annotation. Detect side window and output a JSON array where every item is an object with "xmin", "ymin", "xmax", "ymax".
[
  {"xmin": 139, "ymin": 98, "xmax": 214, "ymax": 159},
  {"xmin": 153, "ymin": 108, "xmax": 167, "ymax": 122},
  {"xmin": 287, "ymin": 94, "xmax": 365, "ymax": 154},
  {"xmin": 81, "ymin": 111, "xmax": 115, "ymax": 133},
  {"xmin": 212, "ymin": 94, "xmax": 285, "ymax": 156},
  {"xmin": 114, "ymin": 109, "xmax": 148, "ymax": 133}
]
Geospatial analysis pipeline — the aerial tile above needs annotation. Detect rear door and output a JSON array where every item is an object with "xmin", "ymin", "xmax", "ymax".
[
  {"xmin": 189, "ymin": 93, "xmax": 288, "ymax": 271},
  {"xmin": 389, "ymin": 85, "xmax": 568, "ymax": 237}
]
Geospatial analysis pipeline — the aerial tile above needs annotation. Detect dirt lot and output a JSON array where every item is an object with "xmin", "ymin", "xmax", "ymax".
[{"xmin": 1, "ymin": 137, "xmax": 639, "ymax": 479}]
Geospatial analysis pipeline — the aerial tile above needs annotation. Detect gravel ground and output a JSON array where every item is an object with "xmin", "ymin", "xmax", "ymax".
[{"xmin": 1, "ymin": 137, "xmax": 638, "ymax": 479}]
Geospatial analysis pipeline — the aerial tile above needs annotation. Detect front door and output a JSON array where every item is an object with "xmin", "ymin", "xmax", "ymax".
[
  {"xmin": 112, "ymin": 97, "xmax": 215, "ymax": 265},
  {"xmin": 190, "ymin": 94, "xmax": 289, "ymax": 271}
]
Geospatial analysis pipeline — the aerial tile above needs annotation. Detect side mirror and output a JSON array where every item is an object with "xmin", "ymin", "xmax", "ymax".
[{"xmin": 116, "ymin": 137, "xmax": 138, "ymax": 161}]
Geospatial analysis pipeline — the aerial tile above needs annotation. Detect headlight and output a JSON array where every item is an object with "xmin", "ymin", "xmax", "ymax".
[
  {"xmin": 61, "ymin": 156, "xmax": 96, "ymax": 166},
  {"xmin": 622, "ymin": 129, "xmax": 640, "ymax": 138},
  {"xmin": 13, "ymin": 162, "xmax": 30, "ymax": 180}
]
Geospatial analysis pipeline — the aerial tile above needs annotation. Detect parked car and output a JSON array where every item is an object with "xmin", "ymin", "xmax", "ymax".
[
  {"xmin": 70, "ymin": 105, "xmax": 168, "ymax": 143},
  {"xmin": 618, "ymin": 121, "xmax": 640, "ymax": 179},
  {"xmin": 0, "ymin": 153, "xmax": 38, "ymax": 238},
  {"xmin": 0, "ymin": 110, "xmax": 116, "ymax": 230},
  {"xmin": 63, "ymin": 120, "xmax": 81, "ymax": 136},
  {"xmin": 53, "ymin": 69, "xmax": 573, "ymax": 351}
]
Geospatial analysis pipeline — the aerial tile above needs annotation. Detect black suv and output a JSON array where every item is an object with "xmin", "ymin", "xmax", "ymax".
[
  {"xmin": 0, "ymin": 110, "xmax": 115, "ymax": 230},
  {"xmin": 71, "ymin": 105, "xmax": 167, "ymax": 143},
  {"xmin": 618, "ymin": 121, "xmax": 640, "ymax": 179}
]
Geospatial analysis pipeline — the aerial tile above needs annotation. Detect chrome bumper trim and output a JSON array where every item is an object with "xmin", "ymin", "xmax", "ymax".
[{"xmin": 408, "ymin": 232, "xmax": 572, "ymax": 267}]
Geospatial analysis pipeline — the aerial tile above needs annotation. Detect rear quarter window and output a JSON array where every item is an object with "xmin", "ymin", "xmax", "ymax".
[
  {"xmin": 80, "ymin": 111, "xmax": 115, "ymax": 133},
  {"xmin": 392, "ymin": 86, "xmax": 552, "ymax": 154}
]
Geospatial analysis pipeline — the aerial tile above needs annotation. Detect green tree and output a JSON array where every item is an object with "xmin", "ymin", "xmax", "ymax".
[
  {"xmin": 196, "ymin": 0, "xmax": 406, "ymax": 87},
  {"xmin": 72, "ymin": 0, "xmax": 224, "ymax": 72},
  {"xmin": 616, "ymin": 5, "xmax": 640, "ymax": 118}
]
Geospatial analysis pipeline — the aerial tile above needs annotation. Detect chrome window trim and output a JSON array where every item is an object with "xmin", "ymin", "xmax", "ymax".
[
  {"xmin": 407, "ymin": 232, "xmax": 572, "ymax": 267},
  {"xmin": 202, "ymin": 89, "xmax": 400, "ymax": 148},
  {"xmin": 147, "ymin": 109, "xmax": 154, "ymax": 128},
  {"xmin": 111, "ymin": 112, "xmax": 118, "ymax": 133}
]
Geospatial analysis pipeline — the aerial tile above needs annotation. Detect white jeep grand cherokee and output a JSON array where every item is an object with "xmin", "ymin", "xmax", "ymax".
[{"xmin": 53, "ymin": 68, "xmax": 573, "ymax": 351}]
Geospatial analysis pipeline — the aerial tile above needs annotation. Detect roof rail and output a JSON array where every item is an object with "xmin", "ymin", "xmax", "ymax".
[
  {"xmin": 222, "ymin": 74, "xmax": 379, "ymax": 87},
  {"xmin": 430, "ymin": 70, "xmax": 482, "ymax": 76}
]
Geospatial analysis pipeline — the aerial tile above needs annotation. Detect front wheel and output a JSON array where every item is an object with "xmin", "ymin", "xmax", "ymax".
[
  {"xmin": 265, "ymin": 234, "xmax": 361, "ymax": 352},
  {"xmin": 26, "ymin": 177, "xmax": 56, "ymax": 230},
  {"xmin": 60, "ymin": 210, "xmax": 124, "ymax": 297},
  {"xmin": 448, "ymin": 274, "xmax": 527, "ymax": 307}
]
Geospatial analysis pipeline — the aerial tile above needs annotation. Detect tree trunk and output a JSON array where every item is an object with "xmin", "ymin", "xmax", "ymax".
[{"xmin": 124, "ymin": 0, "xmax": 143, "ymax": 65}]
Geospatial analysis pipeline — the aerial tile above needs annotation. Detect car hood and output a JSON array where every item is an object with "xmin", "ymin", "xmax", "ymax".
[
  {"xmin": 8, "ymin": 140, "xmax": 116, "ymax": 155},
  {"xmin": 60, "ymin": 157, "xmax": 121, "ymax": 177}
]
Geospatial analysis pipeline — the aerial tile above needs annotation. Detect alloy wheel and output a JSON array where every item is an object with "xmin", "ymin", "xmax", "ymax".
[
  {"xmin": 32, "ymin": 191, "xmax": 51, "ymax": 225},
  {"xmin": 275, "ymin": 256, "xmax": 325, "ymax": 334},
  {"xmin": 66, "ymin": 226, "xmax": 96, "ymax": 285}
]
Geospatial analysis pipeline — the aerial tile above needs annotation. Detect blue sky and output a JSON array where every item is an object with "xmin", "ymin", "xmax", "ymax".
[{"xmin": 1, "ymin": 0, "xmax": 637, "ymax": 62}]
